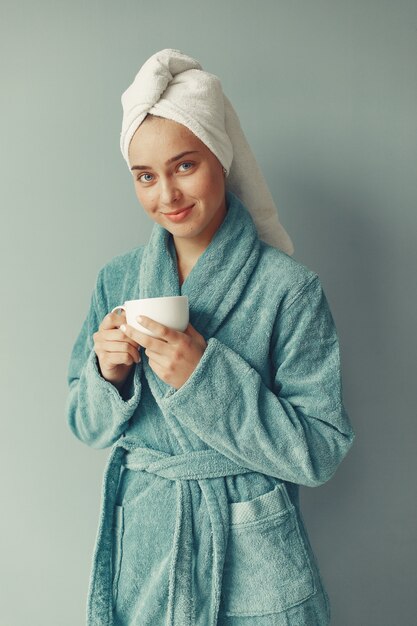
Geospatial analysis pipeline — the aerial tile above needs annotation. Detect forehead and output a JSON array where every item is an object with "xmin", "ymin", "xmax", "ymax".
[{"xmin": 128, "ymin": 116, "xmax": 205, "ymax": 161}]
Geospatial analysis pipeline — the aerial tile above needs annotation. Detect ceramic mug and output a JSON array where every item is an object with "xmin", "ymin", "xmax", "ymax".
[{"xmin": 111, "ymin": 295, "xmax": 189, "ymax": 338}]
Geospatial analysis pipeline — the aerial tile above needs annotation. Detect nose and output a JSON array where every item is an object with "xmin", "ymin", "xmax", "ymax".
[{"xmin": 160, "ymin": 176, "xmax": 181, "ymax": 206}]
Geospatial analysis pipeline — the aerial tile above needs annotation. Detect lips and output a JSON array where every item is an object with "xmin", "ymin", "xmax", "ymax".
[
  {"xmin": 162, "ymin": 204, "xmax": 194, "ymax": 215},
  {"xmin": 162, "ymin": 205, "xmax": 194, "ymax": 223}
]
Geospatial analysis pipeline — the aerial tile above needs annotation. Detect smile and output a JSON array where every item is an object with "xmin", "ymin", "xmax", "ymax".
[{"xmin": 162, "ymin": 205, "xmax": 194, "ymax": 222}]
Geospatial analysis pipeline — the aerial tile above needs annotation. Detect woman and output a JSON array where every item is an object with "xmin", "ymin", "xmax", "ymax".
[{"xmin": 66, "ymin": 49, "xmax": 355, "ymax": 626}]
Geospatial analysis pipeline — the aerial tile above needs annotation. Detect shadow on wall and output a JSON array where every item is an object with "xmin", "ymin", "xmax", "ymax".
[
  {"xmin": 278, "ymin": 169, "xmax": 394, "ymax": 499},
  {"xmin": 281, "ymin": 170, "xmax": 398, "ymax": 384}
]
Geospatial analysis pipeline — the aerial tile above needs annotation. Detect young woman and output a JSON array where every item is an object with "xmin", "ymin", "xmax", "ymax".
[{"xmin": 66, "ymin": 49, "xmax": 355, "ymax": 626}]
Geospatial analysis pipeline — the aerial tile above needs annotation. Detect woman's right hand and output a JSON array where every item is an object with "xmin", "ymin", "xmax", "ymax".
[{"xmin": 93, "ymin": 310, "xmax": 142, "ymax": 390}]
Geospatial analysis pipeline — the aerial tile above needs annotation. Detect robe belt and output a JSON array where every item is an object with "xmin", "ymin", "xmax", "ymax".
[
  {"xmin": 86, "ymin": 437, "xmax": 253, "ymax": 626},
  {"xmin": 123, "ymin": 445, "xmax": 252, "ymax": 479}
]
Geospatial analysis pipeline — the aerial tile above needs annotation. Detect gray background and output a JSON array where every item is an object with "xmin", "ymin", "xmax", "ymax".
[{"xmin": 1, "ymin": 1, "xmax": 416, "ymax": 624}]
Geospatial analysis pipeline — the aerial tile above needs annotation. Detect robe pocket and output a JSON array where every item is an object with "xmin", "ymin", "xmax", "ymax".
[
  {"xmin": 112, "ymin": 505, "xmax": 124, "ymax": 606},
  {"xmin": 221, "ymin": 483, "xmax": 316, "ymax": 616}
]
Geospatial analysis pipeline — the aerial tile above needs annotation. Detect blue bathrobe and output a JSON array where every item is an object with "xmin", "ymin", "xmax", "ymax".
[{"xmin": 66, "ymin": 191, "xmax": 355, "ymax": 626}]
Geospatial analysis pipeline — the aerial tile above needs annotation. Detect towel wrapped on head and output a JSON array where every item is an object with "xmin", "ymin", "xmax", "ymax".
[{"xmin": 120, "ymin": 48, "xmax": 294, "ymax": 255}]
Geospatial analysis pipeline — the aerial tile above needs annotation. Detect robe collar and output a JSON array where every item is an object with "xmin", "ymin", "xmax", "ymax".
[
  {"xmin": 139, "ymin": 190, "xmax": 261, "ymax": 336},
  {"xmin": 138, "ymin": 190, "xmax": 261, "ymax": 396}
]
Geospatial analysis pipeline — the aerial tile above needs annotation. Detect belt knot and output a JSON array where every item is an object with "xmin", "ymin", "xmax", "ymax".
[{"xmin": 123, "ymin": 446, "xmax": 252, "ymax": 480}]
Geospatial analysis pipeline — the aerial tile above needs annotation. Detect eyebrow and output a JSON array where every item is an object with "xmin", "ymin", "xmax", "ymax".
[{"xmin": 130, "ymin": 150, "xmax": 200, "ymax": 171}]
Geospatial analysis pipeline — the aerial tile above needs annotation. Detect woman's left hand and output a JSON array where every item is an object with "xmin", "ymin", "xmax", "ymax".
[{"xmin": 120, "ymin": 316, "xmax": 208, "ymax": 390}]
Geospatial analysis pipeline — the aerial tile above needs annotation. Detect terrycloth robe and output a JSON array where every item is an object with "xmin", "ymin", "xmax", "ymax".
[{"xmin": 66, "ymin": 191, "xmax": 355, "ymax": 626}]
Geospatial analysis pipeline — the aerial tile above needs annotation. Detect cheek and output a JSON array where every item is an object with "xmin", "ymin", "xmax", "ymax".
[
  {"xmin": 135, "ymin": 186, "xmax": 156, "ymax": 210},
  {"xmin": 191, "ymin": 169, "xmax": 223, "ymax": 200},
  {"xmin": 205, "ymin": 174, "xmax": 225, "ymax": 204}
]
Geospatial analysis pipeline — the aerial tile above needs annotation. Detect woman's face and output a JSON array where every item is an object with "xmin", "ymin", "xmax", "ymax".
[{"xmin": 128, "ymin": 115, "xmax": 227, "ymax": 249}]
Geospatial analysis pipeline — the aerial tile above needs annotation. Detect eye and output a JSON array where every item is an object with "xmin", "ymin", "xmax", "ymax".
[
  {"xmin": 137, "ymin": 172, "xmax": 154, "ymax": 183},
  {"xmin": 178, "ymin": 161, "xmax": 194, "ymax": 172}
]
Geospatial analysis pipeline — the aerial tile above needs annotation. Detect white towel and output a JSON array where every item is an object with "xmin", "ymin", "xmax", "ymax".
[{"xmin": 120, "ymin": 48, "xmax": 294, "ymax": 255}]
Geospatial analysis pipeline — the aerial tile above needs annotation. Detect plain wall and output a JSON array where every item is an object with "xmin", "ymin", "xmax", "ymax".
[{"xmin": 1, "ymin": 1, "xmax": 416, "ymax": 624}]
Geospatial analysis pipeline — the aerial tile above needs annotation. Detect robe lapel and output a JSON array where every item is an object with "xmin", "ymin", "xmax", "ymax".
[
  {"xmin": 134, "ymin": 192, "xmax": 261, "ymax": 624},
  {"xmin": 138, "ymin": 191, "xmax": 261, "ymax": 399}
]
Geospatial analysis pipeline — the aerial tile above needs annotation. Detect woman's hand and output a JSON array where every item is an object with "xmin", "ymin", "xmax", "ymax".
[
  {"xmin": 120, "ymin": 315, "xmax": 208, "ymax": 390},
  {"xmin": 93, "ymin": 311, "xmax": 141, "ymax": 390}
]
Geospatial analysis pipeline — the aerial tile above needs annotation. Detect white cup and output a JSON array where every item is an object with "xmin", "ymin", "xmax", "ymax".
[{"xmin": 111, "ymin": 295, "xmax": 189, "ymax": 337}]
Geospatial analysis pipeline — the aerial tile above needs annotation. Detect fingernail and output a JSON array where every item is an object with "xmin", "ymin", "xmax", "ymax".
[{"xmin": 120, "ymin": 324, "xmax": 126, "ymax": 333}]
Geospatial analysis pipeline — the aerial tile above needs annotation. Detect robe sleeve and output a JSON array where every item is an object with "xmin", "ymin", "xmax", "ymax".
[
  {"xmin": 160, "ymin": 275, "xmax": 355, "ymax": 487},
  {"xmin": 65, "ymin": 267, "xmax": 143, "ymax": 449}
]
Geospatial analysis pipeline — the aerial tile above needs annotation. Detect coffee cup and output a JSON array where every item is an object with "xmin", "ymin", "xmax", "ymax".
[{"xmin": 111, "ymin": 295, "xmax": 189, "ymax": 338}]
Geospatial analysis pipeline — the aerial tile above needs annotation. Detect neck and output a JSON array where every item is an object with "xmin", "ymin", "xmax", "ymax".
[
  {"xmin": 172, "ymin": 197, "xmax": 227, "ymax": 267},
  {"xmin": 173, "ymin": 237, "xmax": 207, "ymax": 268}
]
